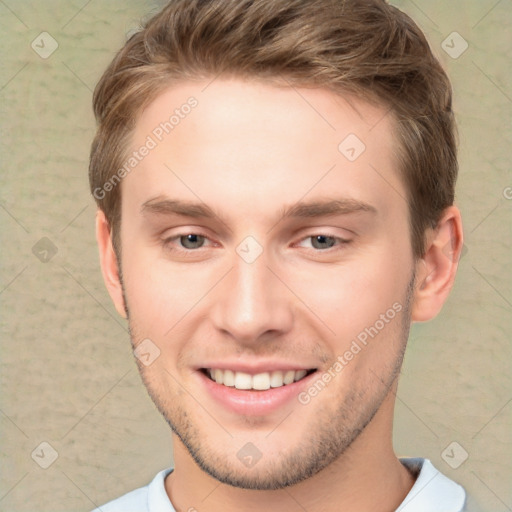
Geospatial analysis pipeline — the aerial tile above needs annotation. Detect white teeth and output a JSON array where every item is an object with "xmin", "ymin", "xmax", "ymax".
[
  {"xmin": 283, "ymin": 370, "xmax": 295, "ymax": 385},
  {"xmin": 294, "ymin": 369, "xmax": 307, "ymax": 382},
  {"xmin": 252, "ymin": 372, "xmax": 271, "ymax": 390},
  {"xmin": 214, "ymin": 369, "xmax": 224, "ymax": 385},
  {"xmin": 223, "ymin": 369, "xmax": 235, "ymax": 387},
  {"xmin": 270, "ymin": 370, "xmax": 284, "ymax": 388},
  {"xmin": 234, "ymin": 371, "xmax": 252, "ymax": 390},
  {"xmin": 206, "ymin": 368, "xmax": 311, "ymax": 390}
]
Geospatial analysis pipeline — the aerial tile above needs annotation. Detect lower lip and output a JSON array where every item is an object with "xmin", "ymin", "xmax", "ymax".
[{"xmin": 197, "ymin": 370, "xmax": 317, "ymax": 416}]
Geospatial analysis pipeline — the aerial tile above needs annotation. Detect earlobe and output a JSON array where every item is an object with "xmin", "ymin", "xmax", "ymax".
[
  {"xmin": 95, "ymin": 209, "xmax": 128, "ymax": 319},
  {"xmin": 411, "ymin": 206, "xmax": 464, "ymax": 322}
]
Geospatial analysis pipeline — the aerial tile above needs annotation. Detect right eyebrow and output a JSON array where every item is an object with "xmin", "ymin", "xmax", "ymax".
[
  {"xmin": 141, "ymin": 198, "xmax": 218, "ymax": 219},
  {"xmin": 140, "ymin": 197, "xmax": 233, "ymax": 232}
]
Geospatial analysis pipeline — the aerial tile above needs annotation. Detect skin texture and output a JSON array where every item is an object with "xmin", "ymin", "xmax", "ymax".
[{"xmin": 96, "ymin": 78, "xmax": 463, "ymax": 511}]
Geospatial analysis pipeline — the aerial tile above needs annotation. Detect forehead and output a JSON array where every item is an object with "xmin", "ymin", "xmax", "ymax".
[{"xmin": 124, "ymin": 78, "xmax": 404, "ymax": 223}]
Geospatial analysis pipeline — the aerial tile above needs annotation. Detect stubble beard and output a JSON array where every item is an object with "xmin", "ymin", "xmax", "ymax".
[{"xmin": 123, "ymin": 269, "xmax": 415, "ymax": 490}]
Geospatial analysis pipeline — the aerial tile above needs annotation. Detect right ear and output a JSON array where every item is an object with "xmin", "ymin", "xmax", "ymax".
[{"xmin": 95, "ymin": 209, "xmax": 127, "ymax": 318}]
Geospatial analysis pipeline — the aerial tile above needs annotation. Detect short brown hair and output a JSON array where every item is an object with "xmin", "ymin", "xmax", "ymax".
[{"xmin": 89, "ymin": 0, "xmax": 457, "ymax": 258}]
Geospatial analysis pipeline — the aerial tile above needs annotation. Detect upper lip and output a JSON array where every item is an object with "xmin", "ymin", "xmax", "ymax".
[{"xmin": 197, "ymin": 361, "xmax": 317, "ymax": 375}]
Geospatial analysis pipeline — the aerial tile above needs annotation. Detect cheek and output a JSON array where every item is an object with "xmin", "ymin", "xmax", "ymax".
[
  {"xmin": 285, "ymin": 249, "xmax": 410, "ymax": 339},
  {"xmin": 121, "ymin": 248, "xmax": 220, "ymax": 338}
]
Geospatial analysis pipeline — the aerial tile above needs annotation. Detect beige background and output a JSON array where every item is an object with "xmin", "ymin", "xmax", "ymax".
[{"xmin": 0, "ymin": 1, "xmax": 510, "ymax": 511}]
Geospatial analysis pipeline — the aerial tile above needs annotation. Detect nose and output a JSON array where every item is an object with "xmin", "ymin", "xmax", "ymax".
[{"xmin": 210, "ymin": 248, "xmax": 294, "ymax": 345}]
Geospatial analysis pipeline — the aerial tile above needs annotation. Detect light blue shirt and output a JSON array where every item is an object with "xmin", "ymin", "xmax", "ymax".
[{"xmin": 92, "ymin": 458, "xmax": 473, "ymax": 511}]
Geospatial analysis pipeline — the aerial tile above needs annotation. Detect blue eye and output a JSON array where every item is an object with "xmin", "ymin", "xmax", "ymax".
[
  {"xmin": 310, "ymin": 235, "xmax": 337, "ymax": 250},
  {"xmin": 297, "ymin": 235, "xmax": 346, "ymax": 250},
  {"xmin": 179, "ymin": 234, "xmax": 206, "ymax": 249}
]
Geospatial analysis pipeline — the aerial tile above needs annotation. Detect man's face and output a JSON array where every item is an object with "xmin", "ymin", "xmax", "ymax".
[{"xmin": 118, "ymin": 78, "xmax": 417, "ymax": 489}]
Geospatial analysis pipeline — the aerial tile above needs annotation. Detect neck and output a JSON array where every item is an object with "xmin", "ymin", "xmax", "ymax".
[{"xmin": 165, "ymin": 390, "xmax": 415, "ymax": 512}]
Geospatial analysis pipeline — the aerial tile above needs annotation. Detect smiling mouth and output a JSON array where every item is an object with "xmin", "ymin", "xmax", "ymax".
[{"xmin": 200, "ymin": 368, "xmax": 317, "ymax": 391}]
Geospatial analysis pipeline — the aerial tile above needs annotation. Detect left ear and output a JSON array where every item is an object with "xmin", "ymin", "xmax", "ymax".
[{"xmin": 411, "ymin": 205, "xmax": 464, "ymax": 322}]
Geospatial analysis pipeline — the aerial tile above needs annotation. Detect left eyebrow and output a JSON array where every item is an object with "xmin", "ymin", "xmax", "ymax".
[{"xmin": 279, "ymin": 198, "xmax": 377, "ymax": 219}]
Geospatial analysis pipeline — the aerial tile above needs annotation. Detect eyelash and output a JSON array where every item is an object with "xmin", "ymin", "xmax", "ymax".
[
  {"xmin": 295, "ymin": 234, "xmax": 351, "ymax": 250},
  {"xmin": 161, "ymin": 232, "xmax": 351, "ymax": 254},
  {"xmin": 162, "ymin": 233, "xmax": 216, "ymax": 253}
]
